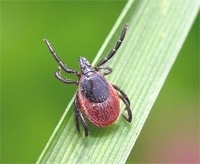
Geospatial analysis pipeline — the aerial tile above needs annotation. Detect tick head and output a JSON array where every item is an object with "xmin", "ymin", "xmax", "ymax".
[{"xmin": 79, "ymin": 57, "xmax": 94, "ymax": 75}]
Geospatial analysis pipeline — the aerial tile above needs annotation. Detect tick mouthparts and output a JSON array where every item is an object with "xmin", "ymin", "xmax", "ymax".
[{"xmin": 78, "ymin": 57, "xmax": 94, "ymax": 74}]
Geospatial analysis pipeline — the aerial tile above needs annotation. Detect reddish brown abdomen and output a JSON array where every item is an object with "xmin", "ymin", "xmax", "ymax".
[{"xmin": 78, "ymin": 74, "xmax": 120, "ymax": 126}]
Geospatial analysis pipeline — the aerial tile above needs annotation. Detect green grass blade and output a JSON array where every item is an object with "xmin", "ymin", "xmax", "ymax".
[{"xmin": 37, "ymin": 0, "xmax": 199, "ymax": 163}]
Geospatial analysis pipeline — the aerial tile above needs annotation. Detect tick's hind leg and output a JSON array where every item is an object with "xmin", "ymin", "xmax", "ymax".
[
  {"xmin": 119, "ymin": 95, "xmax": 132, "ymax": 122},
  {"xmin": 113, "ymin": 85, "xmax": 130, "ymax": 105},
  {"xmin": 113, "ymin": 85, "xmax": 132, "ymax": 122},
  {"xmin": 74, "ymin": 93, "xmax": 89, "ymax": 136}
]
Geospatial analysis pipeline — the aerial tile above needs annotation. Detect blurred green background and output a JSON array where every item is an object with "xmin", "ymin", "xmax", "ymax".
[{"xmin": 1, "ymin": 1, "xmax": 199, "ymax": 163}]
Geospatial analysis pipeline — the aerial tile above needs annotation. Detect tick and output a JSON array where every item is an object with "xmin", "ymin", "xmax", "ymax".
[{"xmin": 44, "ymin": 24, "xmax": 132, "ymax": 136}]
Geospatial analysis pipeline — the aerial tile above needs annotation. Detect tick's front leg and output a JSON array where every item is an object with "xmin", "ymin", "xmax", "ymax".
[{"xmin": 55, "ymin": 67, "xmax": 79, "ymax": 85}]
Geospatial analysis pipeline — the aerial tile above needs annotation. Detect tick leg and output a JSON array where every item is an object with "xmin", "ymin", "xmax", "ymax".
[
  {"xmin": 119, "ymin": 95, "xmax": 132, "ymax": 122},
  {"xmin": 55, "ymin": 67, "xmax": 78, "ymax": 85},
  {"xmin": 74, "ymin": 93, "xmax": 89, "ymax": 137},
  {"xmin": 95, "ymin": 65, "xmax": 112, "ymax": 76},
  {"xmin": 44, "ymin": 39, "xmax": 80, "ymax": 76},
  {"xmin": 96, "ymin": 24, "xmax": 129, "ymax": 67},
  {"xmin": 112, "ymin": 84, "xmax": 130, "ymax": 105},
  {"xmin": 113, "ymin": 84, "xmax": 132, "ymax": 122}
]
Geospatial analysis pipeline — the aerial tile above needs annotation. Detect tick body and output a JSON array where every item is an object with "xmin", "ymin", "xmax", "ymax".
[
  {"xmin": 44, "ymin": 24, "xmax": 132, "ymax": 136},
  {"xmin": 78, "ymin": 71, "xmax": 120, "ymax": 126}
]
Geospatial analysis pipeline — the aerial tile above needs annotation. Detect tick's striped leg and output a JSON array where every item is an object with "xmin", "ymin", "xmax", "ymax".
[
  {"xmin": 96, "ymin": 24, "xmax": 129, "ymax": 67},
  {"xmin": 74, "ymin": 95, "xmax": 80, "ymax": 133},
  {"xmin": 113, "ymin": 84, "xmax": 132, "ymax": 122},
  {"xmin": 55, "ymin": 67, "xmax": 79, "ymax": 85},
  {"xmin": 43, "ymin": 39, "xmax": 80, "ymax": 76},
  {"xmin": 74, "ymin": 93, "xmax": 89, "ymax": 137},
  {"xmin": 95, "ymin": 65, "xmax": 113, "ymax": 76},
  {"xmin": 119, "ymin": 95, "xmax": 132, "ymax": 122},
  {"xmin": 112, "ymin": 84, "xmax": 130, "ymax": 105}
]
